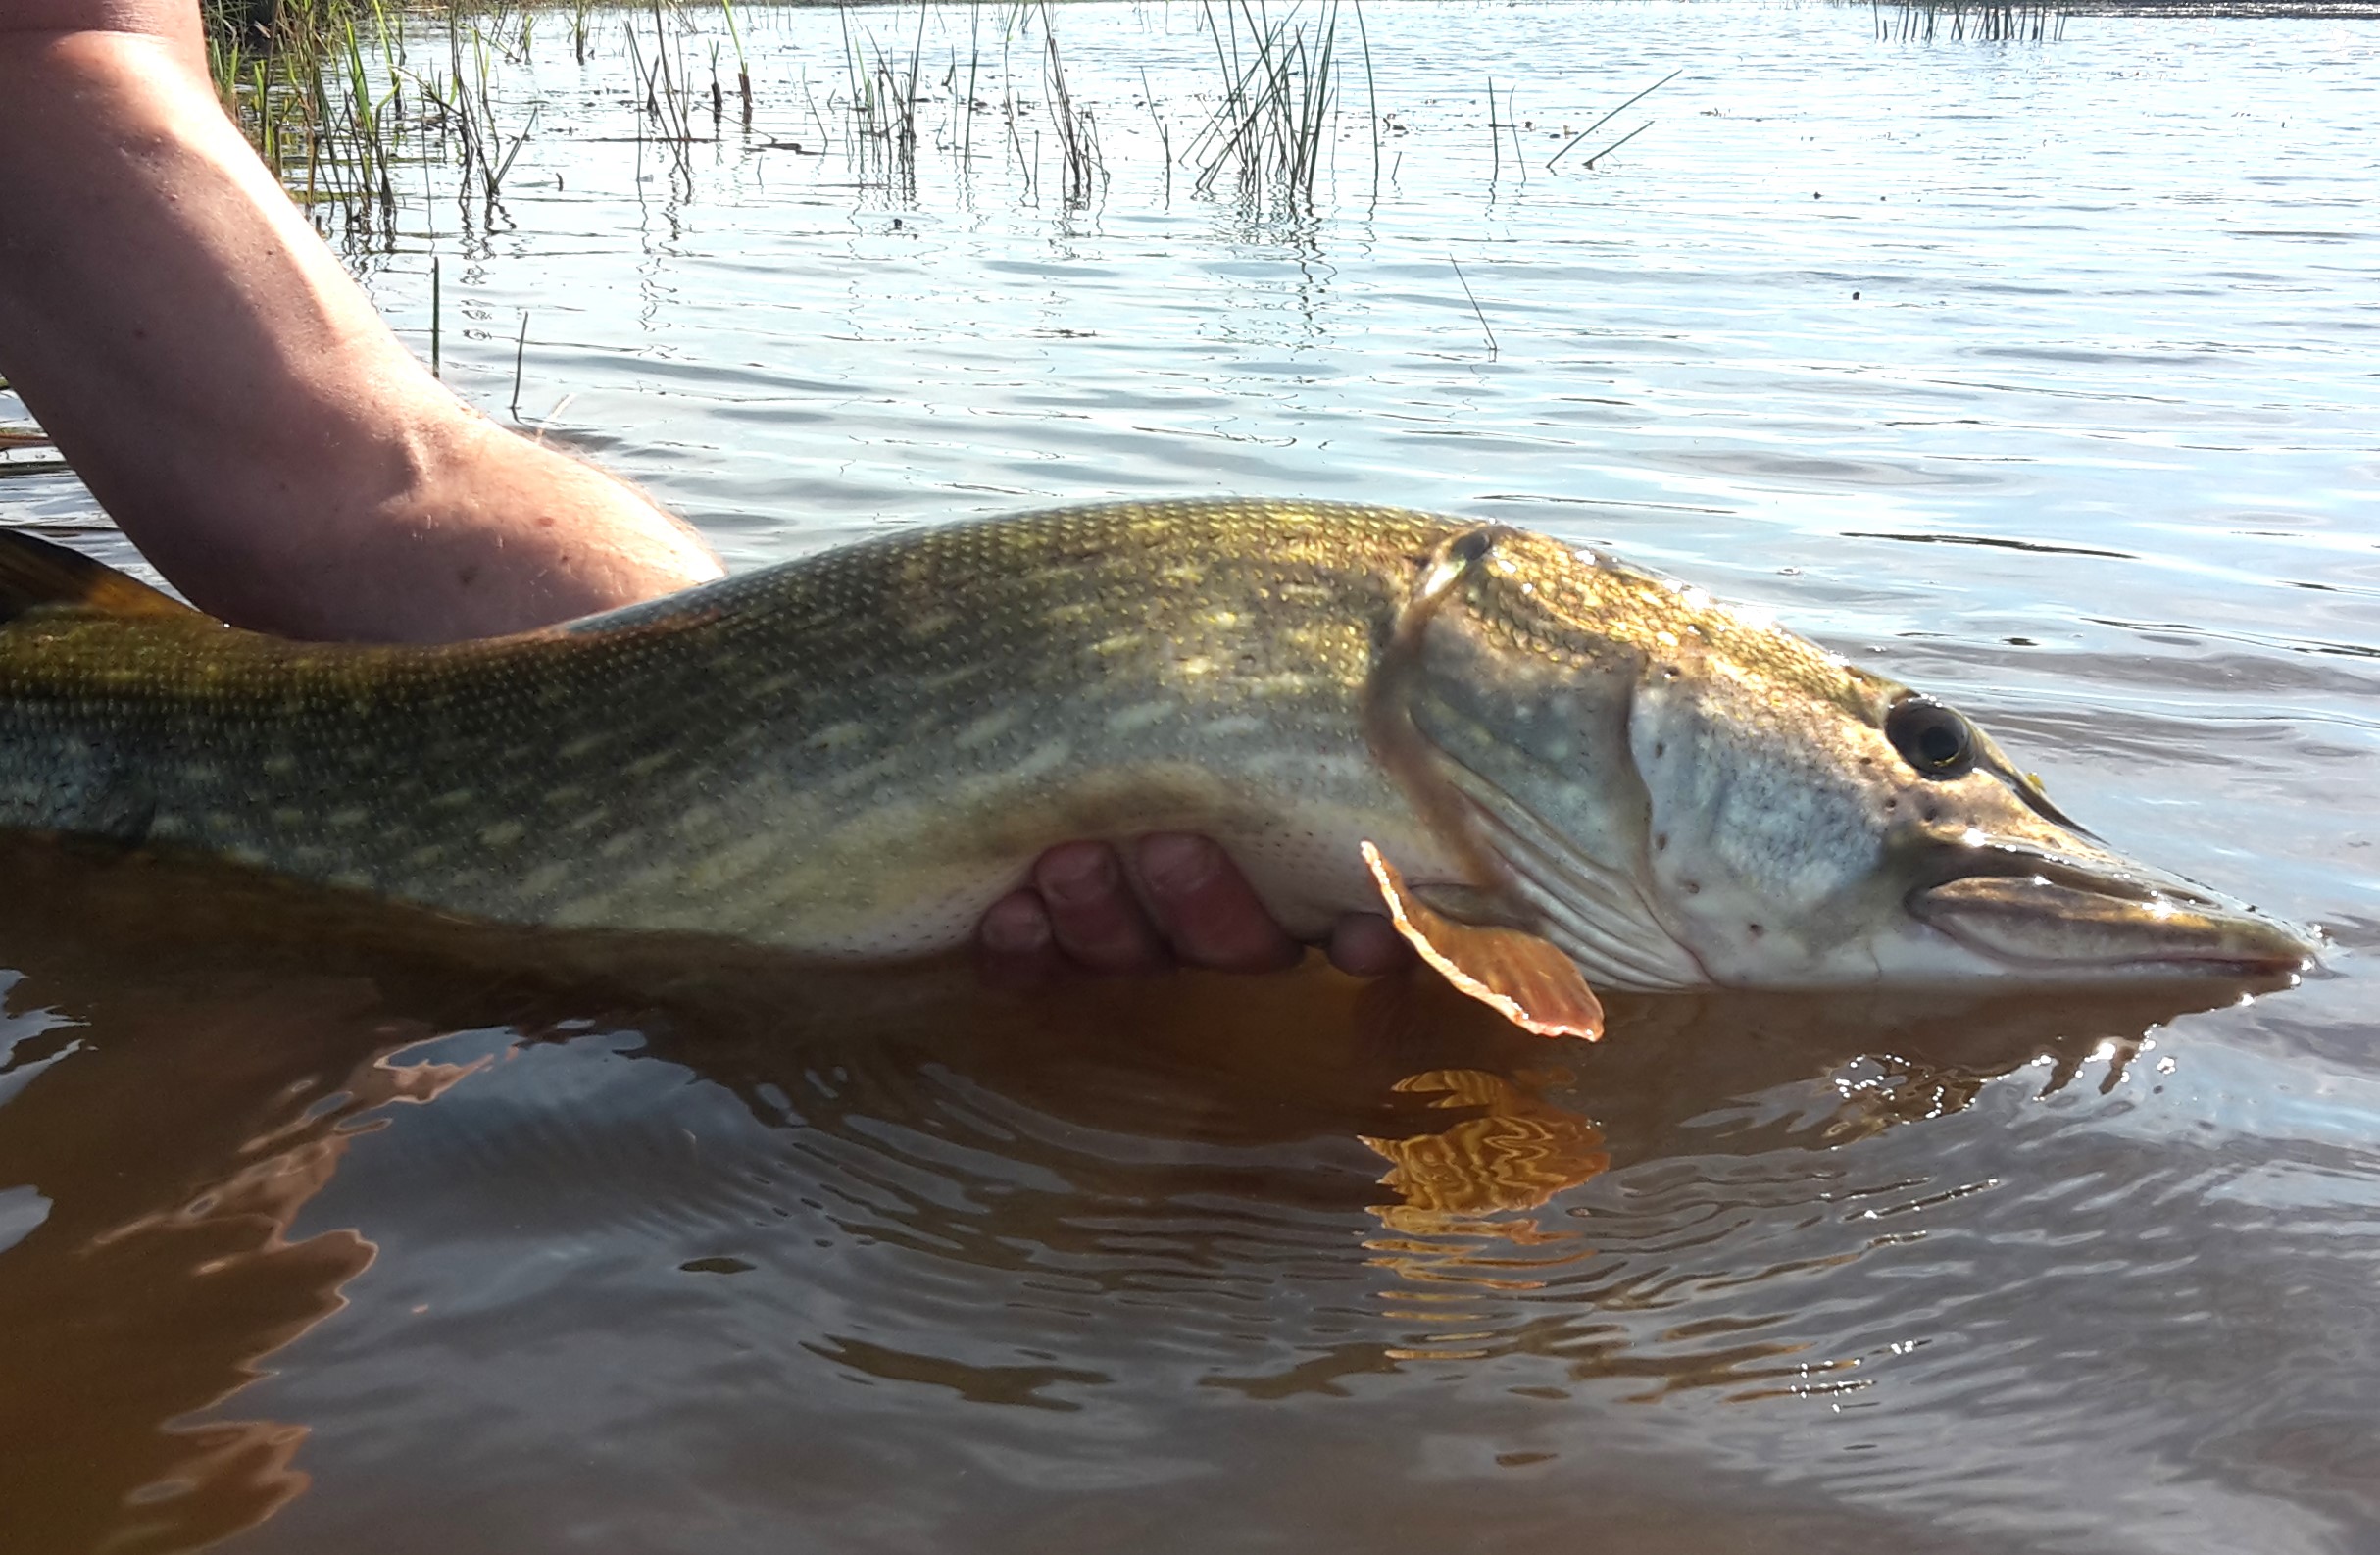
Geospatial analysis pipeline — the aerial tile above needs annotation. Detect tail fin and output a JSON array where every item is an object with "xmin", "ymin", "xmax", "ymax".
[{"xmin": 0, "ymin": 528, "xmax": 203, "ymax": 624}]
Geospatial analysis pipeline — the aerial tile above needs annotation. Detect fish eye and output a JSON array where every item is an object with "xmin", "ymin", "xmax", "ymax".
[{"xmin": 1886, "ymin": 697, "xmax": 1976, "ymax": 779}]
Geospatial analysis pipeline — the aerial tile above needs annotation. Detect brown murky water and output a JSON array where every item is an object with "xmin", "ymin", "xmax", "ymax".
[{"xmin": 3, "ymin": 2, "xmax": 2378, "ymax": 1551}]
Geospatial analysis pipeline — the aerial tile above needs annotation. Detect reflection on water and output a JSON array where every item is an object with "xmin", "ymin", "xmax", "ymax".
[
  {"xmin": 1364, "ymin": 1063, "xmax": 1611, "ymax": 1365},
  {"xmin": 4, "ymin": 837, "xmax": 2366, "ymax": 1553},
  {"xmin": 3, "ymin": 0, "xmax": 2379, "ymax": 1549}
]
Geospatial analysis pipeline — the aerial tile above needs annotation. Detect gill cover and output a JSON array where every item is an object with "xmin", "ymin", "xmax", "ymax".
[{"xmin": 1360, "ymin": 524, "xmax": 1606, "ymax": 1041}]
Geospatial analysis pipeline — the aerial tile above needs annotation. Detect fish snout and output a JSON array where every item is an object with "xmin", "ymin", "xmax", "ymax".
[{"xmin": 1906, "ymin": 844, "xmax": 2318, "ymax": 981}]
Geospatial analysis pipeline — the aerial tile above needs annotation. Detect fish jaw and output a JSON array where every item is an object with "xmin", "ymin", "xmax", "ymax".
[{"xmin": 1903, "ymin": 851, "xmax": 2317, "ymax": 982}]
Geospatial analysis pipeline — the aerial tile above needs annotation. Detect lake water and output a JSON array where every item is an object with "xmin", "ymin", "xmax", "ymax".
[{"xmin": 3, "ymin": 2, "xmax": 2378, "ymax": 1550}]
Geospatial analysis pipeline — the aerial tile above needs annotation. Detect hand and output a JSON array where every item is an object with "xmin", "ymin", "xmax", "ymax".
[{"xmin": 977, "ymin": 833, "xmax": 1411, "ymax": 984}]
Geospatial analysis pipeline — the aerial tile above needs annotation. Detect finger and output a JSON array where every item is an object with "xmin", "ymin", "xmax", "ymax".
[
  {"xmin": 1034, "ymin": 841, "xmax": 1171, "ymax": 975},
  {"xmin": 1135, "ymin": 833, "xmax": 1303, "ymax": 974},
  {"xmin": 1326, "ymin": 912, "xmax": 1412, "ymax": 978},
  {"xmin": 976, "ymin": 887, "xmax": 1065, "ymax": 987}
]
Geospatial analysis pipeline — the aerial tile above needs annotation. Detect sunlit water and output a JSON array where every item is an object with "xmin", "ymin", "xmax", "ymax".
[{"xmin": 2, "ymin": 3, "xmax": 2378, "ymax": 1550}]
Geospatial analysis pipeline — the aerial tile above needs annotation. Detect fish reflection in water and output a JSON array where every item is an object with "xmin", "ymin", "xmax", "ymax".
[
  {"xmin": 0, "ymin": 837, "xmax": 2292, "ymax": 1553},
  {"xmin": 1346, "ymin": 972, "xmax": 2192, "ymax": 1391},
  {"xmin": 1362, "ymin": 1061, "xmax": 1611, "ymax": 1366}
]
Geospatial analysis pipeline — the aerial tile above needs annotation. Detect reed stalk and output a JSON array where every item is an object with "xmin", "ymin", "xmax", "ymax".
[{"xmin": 1183, "ymin": 0, "xmax": 1369, "ymax": 219}]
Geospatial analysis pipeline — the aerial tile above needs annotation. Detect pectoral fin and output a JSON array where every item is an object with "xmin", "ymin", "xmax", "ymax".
[{"xmin": 1361, "ymin": 840, "xmax": 1605, "ymax": 1041}]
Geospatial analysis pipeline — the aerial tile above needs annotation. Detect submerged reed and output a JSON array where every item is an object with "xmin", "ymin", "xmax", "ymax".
[
  {"xmin": 200, "ymin": 0, "xmax": 1670, "ymax": 239},
  {"xmin": 1038, "ymin": 4, "xmax": 1106, "ymax": 208},
  {"xmin": 203, "ymin": 0, "xmax": 405, "ymax": 231},
  {"xmin": 203, "ymin": 0, "xmax": 558, "ymax": 232},
  {"xmin": 1182, "ymin": 0, "xmax": 1374, "ymax": 218},
  {"xmin": 1871, "ymin": 1, "xmax": 2067, "ymax": 42},
  {"xmin": 200, "ymin": 0, "xmax": 1379, "ymax": 226}
]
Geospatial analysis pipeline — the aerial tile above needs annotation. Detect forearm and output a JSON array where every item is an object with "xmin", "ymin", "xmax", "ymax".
[{"xmin": 0, "ymin": 6, "xmax": 720, "ymax": 641}]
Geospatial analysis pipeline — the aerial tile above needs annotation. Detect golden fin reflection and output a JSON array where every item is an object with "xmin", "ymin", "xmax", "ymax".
[
  {"xmin": 1360, "ymin": 1067, "xmax": 1610, "ymax": 1360},
  {"xmin": 1361, "ymin": 841, "xmax": 1604, "ymax": 1040},
  {"xmin": 1362, "ymin": 1068, "xmax": 1611, "ymax": 1229}
]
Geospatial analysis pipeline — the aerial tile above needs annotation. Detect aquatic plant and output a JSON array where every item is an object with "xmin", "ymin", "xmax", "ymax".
[
  {"xmin": 1182, "ymin": 0, "xmax": 1375, "ymax": 218},
  {"xmin": 201, "ymin": 0, "xmax": 566, "ymax": 231},
  {"xmin": 203, "ymin": 0, "xmax": 406, "ymax": 233},
  {"xmin": 197, "ymin": 0, "xmax": 1379, "ymax": 228},
  {"xmin": 1038, "ymin": 4, "xmax": 1107, "ymax": 208},
  {"xmin": 1871, "ymin": 1, "xmax": 2068, "ymax": 42},
  {"xmin": 195, "ymin": 0, "xmax": 1673, "ymax": 241}
]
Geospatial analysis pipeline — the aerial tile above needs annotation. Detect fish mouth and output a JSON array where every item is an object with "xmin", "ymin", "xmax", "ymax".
[{"xmin": 1907, "ymin": 847, "xmax": 2318, "ymax": 981}]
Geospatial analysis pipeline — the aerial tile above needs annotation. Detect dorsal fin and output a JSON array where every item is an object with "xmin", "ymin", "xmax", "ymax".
[{"xmin": 0, "ymin": 528, "xmax": 204, "ymax": 624}]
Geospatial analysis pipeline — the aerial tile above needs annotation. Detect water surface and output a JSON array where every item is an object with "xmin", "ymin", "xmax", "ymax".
[{"xmin": 2, "ymin": 3, "xmax": 2376, "ymax": 1550}]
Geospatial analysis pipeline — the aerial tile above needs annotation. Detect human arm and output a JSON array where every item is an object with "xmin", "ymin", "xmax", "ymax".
[{"xmin": 0, "ymin": 0, "xmax": 722, "ymax": 642}]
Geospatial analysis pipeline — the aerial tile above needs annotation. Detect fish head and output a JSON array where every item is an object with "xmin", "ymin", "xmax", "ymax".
[
  {"xmin": 1622, "ymin": 646, "xmax": 2318, "ymax": 987},
  {"xmin": 1392, "ymin": 526, "xmax": 2317, "ymax": 991}
]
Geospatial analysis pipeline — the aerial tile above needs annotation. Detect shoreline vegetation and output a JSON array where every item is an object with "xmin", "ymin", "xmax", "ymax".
[
  {"xmin": 190, "ymin": 0, "xmax": 2127, "ymax": 243},
  {"xmin": 195, "ymin": 0, "xmax": 1417, "ymax": 236},
  {"xmin": 187, "ymin": 0, "xmax": 1802, "ymax": 243}
]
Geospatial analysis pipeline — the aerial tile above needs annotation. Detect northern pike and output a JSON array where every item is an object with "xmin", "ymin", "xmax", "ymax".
[{"xmin": 0, "ymin": 499, "xmax": 2314, "ymax": 1038}]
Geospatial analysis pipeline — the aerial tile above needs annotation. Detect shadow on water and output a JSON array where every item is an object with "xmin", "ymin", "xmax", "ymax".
[{"xmin": 0, "ymin": 834, "xmax": 2278, "ymax": 1554}]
